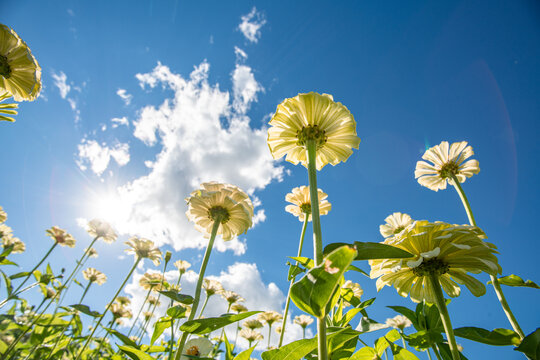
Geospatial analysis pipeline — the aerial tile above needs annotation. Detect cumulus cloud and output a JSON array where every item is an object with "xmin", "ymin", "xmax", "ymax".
[
  {"xmin": 238, "ymin": 7, "xmax": 266, "ymax": 43},
  {"xmin": 76, "ymin": 139, "xmax": 130, "ymax": 176},
  {"xmin": 123, "ymin": 262, "xmax": 310, "ymax": 350},
  {"xmin": 117, "ymin": 88, "xmax": 133, "ymax": 105},
  {"xmin": 102, "ymin": 61, "xmax": 282, "ymax": 253}
]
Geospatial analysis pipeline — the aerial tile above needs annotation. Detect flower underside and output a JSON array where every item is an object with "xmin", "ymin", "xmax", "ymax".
[
  {"xmin": 412, "ymin": 258, "xmax": 449, "ymax": 277},
  {"xmin": 0, "ymin": 55, "xmax": 11, "ymax": 78},
  {"xmin": 186, "ymin": 346, "xmax": 200, "ymax": 356},
  {"xmin": 296, "ymin": 125, "xmax": 327, "ymax": 148},
  {"xmin": 300, "ymin": 203, "xmax": 311, "ymax": 214},
  {"xmin": 208, "ymin": 206, "xmax": 230, "ymax": 224},
  {"xmin": 438, "ymin": 161, "xmax": 459, "ymax": 179}
]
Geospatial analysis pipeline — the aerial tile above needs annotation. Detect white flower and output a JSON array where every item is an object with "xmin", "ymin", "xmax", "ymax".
[
  {"xmin": 181, "ymin": 337, "xmax": 213, "ymax": 360},
  {"xmin": 86, "ymin": 219, "xmax": 117, "ymax": 243},
  {"xmin": 380, "ymin": 212, "xmax": 413, "ymax": 238}
]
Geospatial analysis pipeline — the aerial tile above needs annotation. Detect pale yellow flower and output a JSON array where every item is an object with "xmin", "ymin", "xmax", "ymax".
[
  {"xmin": 125, "ymin": 237, "xmax": 162, "ymax": 266},
  {"xmin": 341, "ymin": 280, "xmax": 364, "ymax": 307},
  {"xmin": 186, "ymin": 182, "xmax": 254, "ymax": 241},
  {"xmin": 285, "ymin": 186, "xmax": 331, "ymax": 222},
  {"xmin": 85, "ymin": 247, "xmax": 98, "ymax": 258},
  {"xmin": 86, "ymin": 219, "xmax": 117, "ymax": 243},
  {"xmin": 143, "ymin": 311, "xmax": 154, "ymax": 321},
  {"xmin": 221, "ymin": 290, "xmax": 244, "ymax": 305},
  {"xmin": 231, "ymin": 303, "xmax": 248, "ymax": 313},
  {"xmin": 116, "ymin": 296, "xmax": 131, "ymax": 306},
  {"xmin": 415, "ymin": 141, "xmax": 480, "ymax": 191},
  {"xmin": 0, "ymin": 90, "xmax": 18, "ymax": 122},
  {"xmin": 3, "ymin": 236, "xmax": 25, "ymax": 254},
  {"xmin": 110, "ymin": 303, "xmax": 131, "ymax": 319},
  {"xmin": 174, "ymin": 260, "xmax": 191, "ymax": 273},
  {"xmin": 148, "ymin": 296, "xmax": 161, "ymax": 306},
  {"xmin": 293, "ymin": 315, "xmax": 314, "ymax": 328},
  {"xmin": 370, "ymin": 221, "xmax": 500, "ymax": 303},
  {"xmin": 82, "ymin": 268, "xmax": 107, "ymax": 285},
  {"xmin": 203, "ymin": 279, "xmax": 224, "ymax": 296},
  {"xmin": 0, "ymin": 206, "xmax": 6, "ymax": 223},
  {"xmin": 46, "ymin": 226, "xmax": 76, "ymax": 247},
  {"xmin": 0, "ymin": 224, "xmax": 12, "ymax": 238},
  {"xmin": 239, "ymin": 328, "xmax": 263, "ymax": 343},
  {"xmin": 243, "ymin": 319, "xmax": 263, "ymax": 330},
  {"xmin": 0, "ymin": 24, "xmax": 41, "ymax": 101},
  {"xmin": 386, "ymin": 315, "xmax": 412, "ymax": 331},
  {"xmin": 267, "ymin": 92, "xmax": 360, "ymax": 170},
  {"xmin": 380, "ymin": 212, "xmax": 413, "ymax": 238},
  {"xmin": 139, "ymin": 272, "xmax": 166, "ymax": 292},
  {"xmin": 181, "ymin": 337, "xmax": 213, "ymax": 360},
  {"xmin": 45, "ymin": 287, "xmax": 56, "ymax": 299},
  {"xmin": 258, "ymin": 311, "xmax": 283, "ymax": 326}
]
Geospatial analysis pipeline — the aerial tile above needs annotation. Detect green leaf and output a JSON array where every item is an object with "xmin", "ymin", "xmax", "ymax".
[
  {"xmin": 223, "ymin": 331, "xmax": 234, "ymax": 360},
  {"xmin": 290, "ymin": 245, "xmax": 357, "ymax": 317},
  {"xmin": 9, "ymin": 271, "xmax": 30, "ymax": 279},
  {"xmin": 158, "ymin": 290, "xmax": 194, "ymax": 304},
  {"xmin": 234, "ymin": 346, "xmax": 256, "ymax": 360},
  {"xmin": 349, "ymin": 347, "xmax": 378, "ymax": 360},
  {"xmin": 324, "ymin": 242, "xmax": 414, "ymax": 260},
  {"xmin": 346, "ymin": 264, "xmax": 370, "ymax": 277},
  {"xmin": 438, "ymin": 342, "xmax": 468, "ymax": 360},
  {"xmin": 375, "ymin": 329, "xmax": 400, "ymax": 356},
  {"xmin": 70, "ymin": 304, "xmax": 102, "ymax": 317},
  {"xmin": 387, "ymin": 340, "xmax": 421, "ymax": 360},
  {"xmin": 454, "ymin": 327, "xmax": 521, "ymax": 346},
  {"xmin": 289, "ymin": 256, "xmax": 314, "ymax": 269},
  {"xmin": 327, "ymin": 327, "xmax": 361, "ymax": 359},
  {"xmin": 388, "ymin": 306, "xmax": 419, "ymax": 330},
  {"xmin": 287, "ymin": 262, "xmax": 306, "ymax": 281},
  {"xmin": 357, "ymin": 317, "xmax": 389, "ymax": 333},
  {"xmin": 0, "ymin": 270, "xmax": 12, "ymax": 297},
  {"xmin": 515, "ymin": 328, "xmax": 540, "ymax": 360},
  {"xmin": 261, "ymin": 328, "xmax": 348, "ymax": 360},
  {"xmin": 108, "ymin": 328, "xmax": 139, "ymax": 348},
  {"xmin": 150, "ymin": 317, "xmax": 173, "ymax": 345},
  {"xmin": 489, "ymin": 274, "xmax": 540, "ymax": 290},
  {"xmin": 404, "ymin": 330, "xmax": 444, "ymax": 350},
  {"xmin": 166, "ymin": 305, "xmax": 187, "ymax": 319},
  {"xmin": 0, "ymin": 258, "xmax": 17, "ymax": 266},
  {"xmin": 119, "ymin": 345, "xmax": 157, "ymax": 360},
  {"xmin": 180, "ymin": 311, "xmax": 260, "ymax": 335}
]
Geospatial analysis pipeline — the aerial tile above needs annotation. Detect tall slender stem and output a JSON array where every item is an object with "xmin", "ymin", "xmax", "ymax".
[
  {"xmin": 450, "ymin": 174, "xmax": 524, "ymax": 339},
  {"xmin": 278, "ymin": 216, "xmax": 309, "ymax": 348},
  {"xmin": 75, "ymin": 257, "xmax": 141, "ymax": 360},
  {"xmin": 174, "ymin": 217, "xmax": 221, "ymax": 360},
  {"xmin": 128, "ymin": 289, "xmax": 151, "ymax": 336},
  {"xmin": 427, "ymin": 274, "xmax": 460, "ymax": 360},
  {"xmin": 306, "ymin": 139, "xmax": 327, "ymax": 360},
  {"xmin": 430, "ymin": 345, "xmax": 443, "ymax": 360}
]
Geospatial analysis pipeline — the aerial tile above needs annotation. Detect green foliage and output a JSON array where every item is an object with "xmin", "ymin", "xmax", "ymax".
[
  {"xmin": 488, "ymin": 274, "xmax": 540, "ymax": 290},
  {"xmin": 158, "ymin": 290, "xmax": 194, "ymax": 304},
  {"xmin": 180, "ymin": 311, "xmax": 260, "ymax": 334},
  {"xmin": 70, "ymin": 304, "xmax": 102, "ymax": 317},
  {"xmin": 515, "ymin": 328, "xmax": 540, "ymax": 360},
  {"xmin": 323, "ymin": 242, "xmax": 414, "ymax": 260},
  {"xmin": 118, "ymin": 345, "xmax": 157, "ymax": 360},
  {"xmin": 453, "ymin": 326, "xmax": 521, "ymax": 346}
]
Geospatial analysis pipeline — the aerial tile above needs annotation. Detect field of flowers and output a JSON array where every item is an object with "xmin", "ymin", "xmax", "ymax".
[{"xmin": 1, "ymin": 22, "xmax": 539, "ymax": 360}]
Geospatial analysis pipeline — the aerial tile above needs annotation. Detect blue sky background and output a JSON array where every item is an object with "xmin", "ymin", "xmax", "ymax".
[{"xmin": 1, "ymin": 1, "xmax": 539, "ymax": 358}]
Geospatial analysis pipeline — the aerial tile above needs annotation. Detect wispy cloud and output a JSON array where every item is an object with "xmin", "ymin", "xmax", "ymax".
[
  {"xmin": 76, "ymin": 139, "xmax": 130, "ymax": 176},
  {"xmin": 117, "ymin": 88, "xmax": 133, "ymax": 105},
  {"xmin": 51, "ymin": 71, "xmax": 71, "ymax": 99},
  {"xmin": 51, "ymin": 70, "xmax": 82, "ymax": 122},
  {"xmin": 238, "ymin": 7, "xmax": 266, "ymax": 43},
  {"xmin": 111, "ymin": 116, "xmax": 129, "ymax": 128}
]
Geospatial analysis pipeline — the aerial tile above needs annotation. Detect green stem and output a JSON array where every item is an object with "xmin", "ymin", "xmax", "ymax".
[
  {"xmin": 450, "ymin": 174, "xmax": 525, "ymax": 339},
  {"xmin": 267, "ymin": 324, "xmax": 272, "ymax": 349},
  {"xmin": 174, "ymin": 217, "xmax": 221, "ymax": 360},
  {"xmin": 427, "ymin": 273, "xmax": 460, "ymax": 360},
  {"xmin": 139, "ymin": 261, "xmax": 169, "ymax": 343},
  {"xmin": 0, "ymin": 242, "xmax": 58, "ymax": 308},
  {"xmin": 306, "ymin": 139, "xmax": 327, "ymax": 360},
  {"xmin": 128, "ymin": 289, "xmax": 151, "ymax": 336},
  {"xmin": 430, "ymin": 345, "xmax": 443, "ymax": 360},
  {"xmin": 278, "ymin": 216, "xmax": 309, "ymax": 348},
  {"xmin": 399, "ymin": 330, "xmax": 407, "ymax": 349},
  {"xmin": 75, "ymin": 257, "xmax": 141, "ymax": 360}
]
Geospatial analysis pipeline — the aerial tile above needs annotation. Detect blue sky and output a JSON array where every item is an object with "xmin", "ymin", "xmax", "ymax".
[{"xmin": 1, "ymin": 1, "xmax": 539, "ymax": 358}]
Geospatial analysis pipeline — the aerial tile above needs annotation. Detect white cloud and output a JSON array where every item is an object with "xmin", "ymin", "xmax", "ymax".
[
  {"xmin": 117, "ymin": 88, "xmax": 133, "ymax": 105},
  {"xmin": 232, "ymin": 64, "xmax": 264, "ymax": 114},
  {"xmin": 111, "ymin": 116, "xmax": 129, "ymax": 128},
  {"xmin": 102, "ymin": 61, "xmax": 282, "ymax": 252},
  {"xmin": 123, "ymin": 262, "xmax": 310, "ymax": 350},
  {"xmin": 51, "ymin": 71, "xmax": 71, "ymax": 99},
  {"xmin": 238, "ymin": 7, "xmax": 266, "ymax": 43},
  {"xmin": 234, "ymin": 46, "xmax": 248, "ymax": 62},
  {"xmin": 76, "ymin": 139, "xmax": 130, "ymax": 176}
]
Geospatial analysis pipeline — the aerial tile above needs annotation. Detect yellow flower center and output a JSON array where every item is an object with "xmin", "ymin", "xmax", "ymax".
[
  {"xmin": 208, "ymin": 206, "xmax": 231, "ymax": 223},
  {"xmin": 0, "ymin": 55, "xmax": 11, "ymax": 78},
  {"xmin": 412, "ymin": 258, "xmax": 449, "ymax": 277},
  {"xmin": 300, "ymin": 203, "xmax": 312, "ymax": 214},
  {"xmin": 186, "ymin": 346, "xmax": 200, "ymax": 356},
  {"xmin": 438, "ymin": 161, "xmax": 459, "ymax": 179},
  {"xmin": 296, "ymin": 125, "xmax": 327, "ymax": 148}
]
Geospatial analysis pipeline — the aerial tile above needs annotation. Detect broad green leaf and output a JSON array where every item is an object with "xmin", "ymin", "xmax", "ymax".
[
  {"xmin": 9, "ymin": 271, "xmax": 30, "ymax": 279},
  {"xmin": 290, "ymin": 245, "xmax": 357, "ymax": 317},
  {"xmin": 70, "ymin": 304, "xmax": 102, "ymax": 317},
  {"xmin": 454, "ymin": 327, "xmax": 521, "ymax": 346},
  {"xmin": 388, "ymin": 305, "xmax": 419, "ymax": 330},
  {"xmin": 180, "ymin": 311, "xmax": 260, "ymax": 335},
  {"xmin": 514, "ymin": 328, "xmax": 540, "ymax": 360},
  {"xmin": 404, "ymin": 330, "xmax": 444, "ymax": 350},
  {"xmin": 234, "ymin": 346, "xmax": 256, "ymax": 360},
  {"xmin": 167, "ymin": 305, "xmax": 187, "ymax": 319},
  {"xmin": 261, "ymin": 328, "xmax": 348, "ymax": 360},
  {"xmin": 438, "ymin": 342, "xmax": 468, "ymax": 360},
  {"xmin": 387, "ymin": 340, "xmax": 421, "ymax": 360},
  {"xmin": 1, "ymin": 270, "xmax": 12, "ymax": 296},
  {"xmin": 119, "ymin": 345, "xmax": 157, "ymax": 360},
  {"xmin": 289, "ymin": 256, "xmax": 314, "ymax": 269},
  {"xmin": 107, "ymin": 328, "xmax": 139, "ymax": 348},
  {"xmin": 287, "ymin": 262, "xmax": 306, "ymax": 281},
  {"xmin": 375, "ymin": 329, "xmax": 400, "ymax": 356},
  {"xmin": 324, "ymin": 242, "xmax": 414, "ymax": 260},
  {"xmin": 150, "ymin": 317, "xmax": 173, "ymax": 346},
  {"xmin": 223, "ymin": 331, "xmax": 234, "ymax": 360},
  {"xmin": 488, "ymin": 274, "xmax": 540, "ymax": 290},
  {"xmin": 327, "ymin": 327, "xmax": 361, "ymax": 358},
  {"xmin": 347, "ymin": 264, "xmax": 370, "ymax": 277},
  {"xmin": 158, "ymin": 290, "xmax": 194, "ymax": 304},
  {"xmin": 0, "ymin": 258, "xmax": 17, "ymax": 266},
  {"xmin": 357, "ymin": 317, "xmax": 389, "ymax": 333},
  {"xmin": 349, "ymin": 347, "xmax": 378, "ymax": 360}
]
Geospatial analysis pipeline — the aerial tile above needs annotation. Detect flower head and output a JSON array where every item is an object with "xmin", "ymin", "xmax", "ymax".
[
  {"xmin": 386, "ymin": 315, "xmax": 412, "ymax": 331},
  {"xmin": 125, "ymin": 237, "xmax": 162, "ymax": 265},
  {"xmin": 186, "ymin": 182, "xmax": 254, "ymax": 241},
  {"xmin": 148, "ymin": 296, "xmax": 161, "ymax": 306},
  {"xmin": 268, "ymin": 92, "xmax": 360, "ymax": 170},
  {"xmin": 243, "ymin": 319, "xmax": 263, "ymax": 330},
  {"xmin": 174, "ymin": 260, "xmax": 191, "ymax": 273},
  {"xmin": 239, "ymin": 328, "xmax": 264, "ymax": 343},
  {"xmin": 258, "ymin": 311, "xmax": 283, "ymax": 326},
  {"xmin": 380, "ymin": 212, "xmax": 413, "ymax": 238},
  {"xmin": 370, "ymin": 220, "xmax": 500, "ymax": 303},
  {"xmin": 0, "ymin": 206, "xmax": 6, "ymax": 223},
  {"xmin": 221, "ymin": 290, "xmax": 244, "ymax": 305},
  {"xmin": 341, "ymin": 280, "xmax": 363, "ymax": 307},
  {"xmin": 85, "ymin": 247, "xmax": 98, "ymax": 258},
  {"xmin": 86, "ymin": 219, "xmax": 117, "ymax": 243},
  {"xmin": 285, "ymin": 186, "xmax": 331, "ymax": 222},
  {"xmin": 116, "ymin": 296, "xmax": 131, "ymax": 306},
  {"xmin": 294, "ymin": 315, "xmax": 314, "ymax": 329},
  {"xmin": 139, "ymin": 272, "xmax": 166, "ymax": 292},
  {"xmin": 0, "ymin": 24, "xmax": 41, "ymax": 101},
  {"xmin": 415, "ymin": 141, "xmax": 480, "ymax": 191},
  {"xmin": 181, "ymin": 338, "xmax": 213, "ymax": 360},
  {"xmin": 46, "ymin": 226, "xmax": 76, "ymax": 247},
  {"xmin": 82, "ymin": 268, "xmax": 107, "ymax": 285},
  {"xmin": 231, "ymin": 303, "xmax": 248, "ymax": 313},
  {"xmin": 3, "ymin": 236, "xmax": 25, "ymax": 254},
  {"xmin": 203, "ymin": 279, "xmax": 224, "ymax": 296}
]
